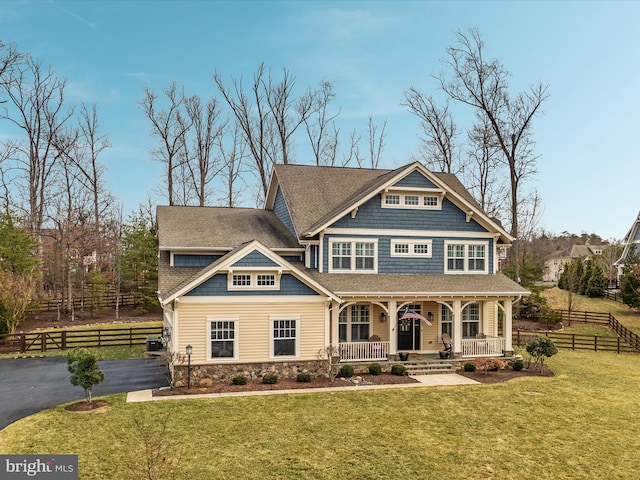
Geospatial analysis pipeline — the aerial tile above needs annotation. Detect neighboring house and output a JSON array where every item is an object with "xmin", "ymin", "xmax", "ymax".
[
  {"xmin": 543, "ymin": 243, "xmax": 604, "ymax": 283},
  {"xmin": 614, "ymin": 211, "xmax": 640, "ymax": 280},
  {"xmin": 157, "ymin": 162, "xmax": 530, "ymax": 383}
]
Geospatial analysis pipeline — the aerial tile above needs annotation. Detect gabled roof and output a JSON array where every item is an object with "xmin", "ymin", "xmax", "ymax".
[
  {"xmin": 158, "ymin": 240, "xmax": 340, "ymax": 305},
  {"xmin": 266, "ymin": 162, "xmax": 512, "ymax": 243},
  {"xmin": 156, "ymin": 205, "xmax": 300, "ymax": 250},
  {"xmin": 615, "ymin": 211, "xmax": 640, "ymax": 266},
  {"xmin": 544, "ymin": 244, "xmax": 605, "ymax": 262}
]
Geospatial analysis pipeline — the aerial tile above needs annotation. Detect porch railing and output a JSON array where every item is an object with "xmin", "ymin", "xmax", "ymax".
[
  {"xmin": 339, "ymin": 341, "xmax": 389, "ymax": 362},
  {"xmin": 461, "ymin": 337, "xmax": 505, "ymax": 358}
]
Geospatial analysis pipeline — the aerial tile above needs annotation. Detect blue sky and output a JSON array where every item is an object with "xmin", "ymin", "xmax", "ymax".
[{"xmin": 1, "ymin": 0, "xmax": 638, "ymax": 241}]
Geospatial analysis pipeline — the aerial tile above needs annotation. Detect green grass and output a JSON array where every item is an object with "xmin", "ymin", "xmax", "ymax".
[
  {"xmin": 543, "ymin": 287, "xmax": 640, "ymax": 330},
  {"xmin": 2, "ymin": 350, "xmax": 640, "ymax": 479}
]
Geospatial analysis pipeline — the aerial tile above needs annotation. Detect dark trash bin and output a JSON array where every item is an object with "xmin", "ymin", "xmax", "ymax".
[{"xmin": 146, "ymin": 337, "xmax": 160, "ymax": 352}]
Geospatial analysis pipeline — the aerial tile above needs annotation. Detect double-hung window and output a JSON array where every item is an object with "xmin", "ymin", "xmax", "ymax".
[
  {"xmin": 208, "ymin": 319, "xmax": 237, "ymax": 359},
  {"xmin": 350, "ymin": 305, "xmax": 370, "ymax": 341},
  {"xmin": 338, "ymin": 304, "xmax": 371, "ymax": 342},
  {"xmin": 445, "ymin": 241, "xmax": 489, "ymax": 274},
  {"xmin": 329, "ymin": 239, "xmax": 377, "ymax": 273},
  {"xmin": 462, "ymin": 304, "xmax": 480, "ymax": 338},
  {"xmin": 272, "ymin": 319, "xmax": 297, "ymax": 357},
  {"xmin": 440, "ymin": 304, "xmax": 452, "ymax": 337}
]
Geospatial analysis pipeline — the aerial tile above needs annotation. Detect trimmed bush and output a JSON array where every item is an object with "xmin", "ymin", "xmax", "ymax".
[
  {"xmin": 296, "ymin": 372, "xmax": 312, "ymax": 383},
  {"xmin": 463, "ymin": 362, "xmax": 476, "ymax": 372},
  {"xmin": 338, "ymin": 364, "xmax": 354, "ymax": 378},
  {"xmin": 391, "ymin": 364, "xmax": 406, "ymax": 376},
  {"xmin": 262, "ymin": 373, "xmax": 278, "ymax": 384},
  {"xmin": 512, "ymin": 359, "xmax": 524, "ymax": 371},
  {"xmin": 231, "ymin": 375, "xmax": 247, "ymax": 385},
  {"xmin": 368, "ymin": 363, "xmax": 382, "ymax": 375}
]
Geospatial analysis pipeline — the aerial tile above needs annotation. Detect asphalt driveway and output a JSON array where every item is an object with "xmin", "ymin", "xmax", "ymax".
[{"xmin": 0, "ymin": 357, "xmax": 168, "ymax": 430}]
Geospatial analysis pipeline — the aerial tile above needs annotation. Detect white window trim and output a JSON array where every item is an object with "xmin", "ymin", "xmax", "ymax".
[
  {"xmin": 391, "ymin": 239, "xmax": 433, "ymax": 258},
  {"xmin": 328, "ymin": 238, "xmax": 378, "ymax": 274},
  {"xmin": 444, "ymin": 240, "xmax": 489, "ymax": 274},
  {"xmin": 269, "ymin": 316, "xmax": 300, "ymax": 359},
  {"xmin": 227, "ymin": 270, "xmax": 281, "ymax": 290},
  {"xmin": 206, "ymin": 317, "xmax": 239, "ymax": 362},
  {"xmin": 381, "ymin": 190, "xmax": 443, "ymax": 210}
]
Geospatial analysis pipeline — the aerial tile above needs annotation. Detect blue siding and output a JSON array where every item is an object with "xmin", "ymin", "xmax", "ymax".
[
  {"xmin": 231, "ymin": 250, "xmax": 279, "ymax": 267},
  {"xmin": 394, "ymin": 170, "xmax": 437, "ymax": 189},
  {"xmin": 185, "ymin": 273, "xmax": 320, "ymax": 296},
  {"xmin": 323, "ymin": 235, "xmax": 494, "ymax": 274},
  {"xmin": 173, "ymin": 254, "xmax": 220, "ymax": 267},
  {"xmin": 331, "ymin": 195, "xmax": 487, "ymax": 232},
  {"xmin": 273, "ymin": 186, "xmax": 296, "ymax": 237}
]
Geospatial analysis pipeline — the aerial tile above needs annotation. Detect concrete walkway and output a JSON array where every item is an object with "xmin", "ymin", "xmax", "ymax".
[{"xmin": 127, "ymin": 373, "xmax": 479, "ymax": 403}]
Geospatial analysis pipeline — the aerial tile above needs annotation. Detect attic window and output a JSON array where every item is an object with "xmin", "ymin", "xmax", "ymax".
[
  {"xmin": 228, "ymin": 272, "xmax": 280, "ymax": 290},
  {"xmin": 381, "ymin": 190, "xmax": 442, "ymax": 210}
]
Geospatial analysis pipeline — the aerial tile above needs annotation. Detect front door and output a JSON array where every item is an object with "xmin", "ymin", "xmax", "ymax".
[{"xmin": 397, "ymin": 318, "xmax": 420, "ymax": 351}]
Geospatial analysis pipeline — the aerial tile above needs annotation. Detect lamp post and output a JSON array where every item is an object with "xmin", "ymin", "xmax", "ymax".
[{"xmin": 186, "ymin": 344, "xmax": 192, "ymax": 389}]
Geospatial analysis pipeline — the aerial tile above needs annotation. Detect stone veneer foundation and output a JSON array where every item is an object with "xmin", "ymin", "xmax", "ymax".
[{"xmin": 171, "ymin": 360, "xmax": 391, "ymax": 387}]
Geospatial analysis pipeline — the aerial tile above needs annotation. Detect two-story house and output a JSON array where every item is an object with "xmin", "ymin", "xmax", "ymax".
[{"xmin": 157, "ymin": 162, "xmax": 530, "ymax": 383}]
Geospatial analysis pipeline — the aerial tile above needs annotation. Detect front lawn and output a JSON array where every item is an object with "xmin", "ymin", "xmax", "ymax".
[{"xmin": 2, "ymin": 350, "xmax": 640, "ymax": 479}]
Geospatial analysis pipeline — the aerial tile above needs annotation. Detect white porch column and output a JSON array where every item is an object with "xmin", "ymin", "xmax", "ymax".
[
  {"xmin": 452, "ymin": 300, "xmax": 462, "ymax": 355},
  {"xmin": 388, "ymin": 300, "xmax": 398, "ymax": 355},
  {"xmin": 504, "ymin": 299, "xmax": 513, "ymax": 353},
  {"xmin": 482, "ymin": 301, "xmax": 490, "ymax": 336},
  {"xmin": 330, "ymin": 300, "xmax": 340, "ymax": 348}
]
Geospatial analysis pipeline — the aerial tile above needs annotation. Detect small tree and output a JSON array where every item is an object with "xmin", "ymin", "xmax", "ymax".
[
  {"xmin": 67, "ymin": 348, "xmax": 105, "ymax": 403},
  {"xmin": 526, "ymin": 337, "xmax": 558, "ymax": 370}
]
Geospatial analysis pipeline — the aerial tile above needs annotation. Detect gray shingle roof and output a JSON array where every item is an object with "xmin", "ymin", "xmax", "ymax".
[
  {"xmin": 156, "ymin": 206, "xmax": 300, "ymax": 250},
  {"xmin": 273, "ymin": 162, "xmax": 486, "ymax": 238},
  {"xmin": 300, "ymin": 268, "xmax": 530, "ymax": 297}
]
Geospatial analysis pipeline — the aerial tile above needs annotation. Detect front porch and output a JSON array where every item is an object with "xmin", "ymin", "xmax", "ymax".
[
  {"xmin": 338, "ymin": 336, "xmax": 506, "ymax": 361},
  {"xmin": 332, "ymin": 297, "xmax": 515, "ymax": 362}
]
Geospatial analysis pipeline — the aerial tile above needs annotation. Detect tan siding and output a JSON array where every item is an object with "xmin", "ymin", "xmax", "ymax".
[
  {"xmin": 486, "ymin": 301, "xmax": 497, "ymax": 335},
  {"xmin": 176, "ymin": 299, "xmax": 326, "ymax": 365}
]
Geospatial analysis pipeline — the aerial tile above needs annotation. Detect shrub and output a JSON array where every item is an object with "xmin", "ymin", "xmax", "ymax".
[
  {"xmin": 512, "ymin": 359, "xmax": 524, "ymax": 371},
  {"xmin": 391, "ymin": 364, "xmax": 406, "ymax": 376},
  {"xmin": 296, "ymin": 372, "xmax": 312, "ymax": 383},
  {"xmin": 463, "ymin": 362, "xmax": 476, "ymax": 372},
  {"xmin": 526, "ymin": 337, "xmax": 558, "ymax": 368},
  {"xmin": 368, "ymin": 363, "xmax": 382, "ymax": 375},
  {"xmin": 262, "ymin": 373, "xmax": 278, "ymax": 384},
  {"xmin": 232, "ymin": 375, "xmax": 247, "ymax": 385},
  {"xmin": 338, "ymin": 364, "xmax": 354, "ymax": 378},
  {"xmin": 474, "ymin": 358, "xmax": 506, "ymax": 373}
]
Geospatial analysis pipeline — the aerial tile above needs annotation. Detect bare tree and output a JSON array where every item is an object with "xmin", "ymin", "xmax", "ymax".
[
  {"xmin": 214, "ymin": 64, "xmax": 278, "ymax": 199},
  {"xmin": 0, "ymin": 54, "xmax": 73, "ymax": 236},
  {"xmin": 141, "ymin": 82, "xmax": 191, "ymax": 206},
  {"xmin": 464, "ymin": 115, "xmax": 507, "ymax": 218},
  {"xmin": 182, "ymin": 95, "xmax": 226, "ymax": 206},
  {"xmin": 403, "ymin": 89, "xmax": 460, "ymax": 173},
  {"xmin": 343, "ymin": 129, "xmax": 363, "ymax": 167},
  {"xmin": 367, "ymin": 116, "xmax": 387, "ymax": 169},
  {"xmin": 437, "ymin": 28, "xmax": 549, "ymax": 279},
  {"xmin": 302, "ymin": 80, "xmax": 340, "ymax": 166},
  {"xmin": 218, "ymin": 123, "xmax": 247, "ymax": 207},
  {"xmin": 266, "ymin": 67, "xmax": 313, "ymax": 164}
]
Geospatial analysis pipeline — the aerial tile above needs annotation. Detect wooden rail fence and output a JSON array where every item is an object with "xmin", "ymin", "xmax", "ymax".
[
  {"xmin": 514, "ymin": 310, "xmax": 640, "ymax": 354},
  {"xmin": 0, "ymin": 326, "xmax": 163, "ymax": 353}
]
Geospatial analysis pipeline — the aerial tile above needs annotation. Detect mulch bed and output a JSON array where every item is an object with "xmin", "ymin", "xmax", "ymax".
[
  {"xmin": 459, "ymin": 365, "xmax": 554, "ymax": 384},
  {"xmin": 64, "ymin": 400, "xmax": 109, "ymax": 412},
  {"xmin": 154, "ymin": 374, "xmax": 419, "ymax": 396}
]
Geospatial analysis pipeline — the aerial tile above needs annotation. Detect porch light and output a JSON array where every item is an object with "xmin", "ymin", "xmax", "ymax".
[
  {"xmin": 427, "ymin": 312, "xmax": 434, "ymax": 322},
  {"xmin": 380, "ymin": 312, "xmax": 387, "ymax": 322}
]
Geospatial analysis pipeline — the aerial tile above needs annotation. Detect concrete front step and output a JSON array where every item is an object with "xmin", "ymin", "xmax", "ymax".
[{"xmin": 402, "ymin": 361, "xmax": 456, "ymax": 375}]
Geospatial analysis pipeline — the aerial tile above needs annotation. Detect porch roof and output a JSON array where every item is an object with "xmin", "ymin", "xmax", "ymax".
[{"xmin": 301, "ymin": 269, "xmax": 530, "ymax": 298}]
